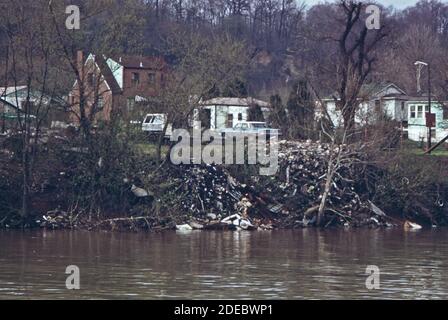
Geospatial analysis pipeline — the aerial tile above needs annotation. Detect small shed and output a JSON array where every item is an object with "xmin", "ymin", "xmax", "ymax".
[{"xmin": 197, "ymin": 97, "xmax": 270, "ymax": 130}]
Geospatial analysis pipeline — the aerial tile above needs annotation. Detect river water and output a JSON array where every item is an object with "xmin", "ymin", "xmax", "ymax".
[{"xmin": 0, "ymin": 229, "xmax": 447, "ymax": 299}]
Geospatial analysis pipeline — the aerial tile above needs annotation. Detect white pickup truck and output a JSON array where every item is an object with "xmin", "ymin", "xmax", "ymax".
[
  {"xmin": 220, "ymin": 121, "xmax": 281, "ymax": 137},
  {"xmin": 141, "ymin": 113, "xmax": 173, "ymax": 138}
]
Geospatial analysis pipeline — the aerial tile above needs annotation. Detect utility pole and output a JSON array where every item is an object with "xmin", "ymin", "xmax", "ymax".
[
  {"xmin": 415, "ymin": 61, "xmax": 432, "ymax": 154},
  {"xmin": 427, "ymin": 64, "xmax": 432, "ymax": 153}
]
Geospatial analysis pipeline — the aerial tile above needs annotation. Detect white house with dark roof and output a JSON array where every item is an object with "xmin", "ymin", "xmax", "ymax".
[
  {"xmin": 317, "ymin": 82, "xmax": 409, "ymax": 127},
  {"xmin": 0, "ymin": 85, "xmax": 32, "ymax": 109},
  {"xmin": 0, "ymin": 85, "xmax": 64, "ymax": 112},
  {"xmin": 317, "ymin": 82, "xmax": 448, "ymax": 143},
  {"xmin": 0, "ymin": 85, "xmax": 66, "ymax": 127},
  {"xmin": 196, "ymin": 97, "xmax": 271, "ymax": 130}
]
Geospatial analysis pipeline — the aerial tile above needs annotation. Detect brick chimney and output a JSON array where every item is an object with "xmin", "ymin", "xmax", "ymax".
[{"xmin": 76, "ymin": 50, "xmax": 84, "ymax": 81}]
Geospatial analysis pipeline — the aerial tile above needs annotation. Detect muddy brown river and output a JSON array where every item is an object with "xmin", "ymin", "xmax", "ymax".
[{"xmin": 0, "ymin": 229, "xmax": 447, "ymax": 299}]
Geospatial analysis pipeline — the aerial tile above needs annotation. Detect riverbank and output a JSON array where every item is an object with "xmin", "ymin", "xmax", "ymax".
[{"xmin": 1, "ymin": 129, "xmax": 448, "ymax": 231}]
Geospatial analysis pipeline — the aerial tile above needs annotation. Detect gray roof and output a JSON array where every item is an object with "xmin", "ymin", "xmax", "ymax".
[
  {"xmin": 95, "ymin": 55, "xmax": 122, "ymax": 95},
  {"xmin": 322, "ymin": 82, "xmax": 407, "ymax": 101},
  {"xmin": 0, "ymin": 97, "xmax": 17, "ymax": 109},
  {"xmin": 0, "ymin": 85, "xmax": 28, "ymax": 97},
  {"xmin": 201, "ymin": 97, "xmax": 270, "ymax": 108},
  {"xmin": 360, "ymin": 82, "xmax": 406, "ymax": 97}
]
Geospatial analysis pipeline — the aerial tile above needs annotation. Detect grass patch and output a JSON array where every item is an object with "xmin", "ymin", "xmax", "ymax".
[
  {"xmin": 135, "ymin": 143, "xmax": 169, "ymax": 157},
  {"xmin": 135, "ymin": 143, "xmax": 170, "ymax": 158},
  {"xmin": 401, "ymin": 140, "xmax": 448, "ymax": 157}
]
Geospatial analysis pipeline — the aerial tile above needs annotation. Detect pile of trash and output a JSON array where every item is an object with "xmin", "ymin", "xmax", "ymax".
[
  {"xmin": 39, "ymin": 210, "xmax": 75, "ymax": 229},
  {"xmin": 166, "ymin": 140, "xmax": 391, "ymax": 230},
  {"xmin": 176, "ymin": 213, "xmax": 258, "ymax": 232},
  {"xmin": 178, "ymin": 164, "xmax": 243, "ymax": 216},
  {"xmin": 256, "ymin": 140, "xmax": 371, "ymax": 227},
  {"xmin": 169, "ymin": 164, "xmax": 269, "ymax": 230}
]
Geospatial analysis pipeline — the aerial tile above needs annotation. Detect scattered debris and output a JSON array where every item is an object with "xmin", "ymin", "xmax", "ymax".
[
  {"xmin": 206, "ymin": 213, "xmax": 218, "ymax": 221},
  {"xmin": 176, "ymin": 224, "xmax": 193, "ymax": 231},
  {"xmin": 160, "ymin": 140, "xmax": 398, "ymax": 229},
  {"xmin": 40, "ymin": 210, "xmax": 72, "ymax": 229},
  {"xmin": 97, "ymin": 157, "xmax": 103, "ymax": 169},
  {"xmin": 3, "ymin": 126, "xmax": 444, "ymax": 231},
  {"xmin": 221, "ymin": 214, "xmax": 256, "ymax": 230},
  {"xmin": 203, "ymin": 222, "xmax": 237, "ymax": 231},
  {"xmin": 189, "ymin": 221, "xmax": 204, "ymax": 230},
  {"xmin": 404, "ymin": 221, "xmax": 422, "ymax": 230},
  {"xmin": 131, "ymin": 184, "xmax": 152, "ymax": 198},
  {"xmin": 369, "ymin": 201, "xmax": 387, "ymax": 217}
]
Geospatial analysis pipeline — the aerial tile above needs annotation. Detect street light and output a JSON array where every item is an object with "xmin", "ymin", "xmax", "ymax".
[
  {"xmin": 414, "ymin": 61, "xmax": 428, "ymax": 66},
  {"xmin": 414, "ymin": 61, "xmax": 432, "ymax": 153}
]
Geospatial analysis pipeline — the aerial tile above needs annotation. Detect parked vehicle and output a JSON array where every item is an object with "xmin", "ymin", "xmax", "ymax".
[
  {"xmin": 220, "ymin": 121, "xmax": 281, "ymax": 137},
  {"xmin": 141, "ymin": 113, "xmax": 173, "ymax": 138}
]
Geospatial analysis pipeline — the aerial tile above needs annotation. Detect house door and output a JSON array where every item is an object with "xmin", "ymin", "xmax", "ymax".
[{"xmin": 199, "ymin": 108, "xmax": 211, "ymax": 129}]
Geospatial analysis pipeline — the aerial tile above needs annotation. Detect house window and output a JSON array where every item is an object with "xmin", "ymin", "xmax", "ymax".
[
  {"xmin": 374, "ymin": 100, "xmax": 381, "ymax": 112},
  {"xmin": 127, "ymin": 97, "xmax": 135, "ymax": 112},
  {"xmin": 131, "ymin": 72, "xmax": 140, "ymax": 85},
  {"xmin": 238, "ymin": 113, "xmax": 243, "ymax": 121},
  {"xmin": 97, "ymin": 96, "xmax": 104, "ymax": 109},
  {"xmin": 410, "ymin": 105, "xmax": 416, "ymax": 118},
  {"xmin": 417, "ymin": 105, "xmax": 423, "ymax": 118},
  {"xmin": 227, "ymin": 114, "xmax": 234, "ymax": 128},
  {"xmin": 444, "ymin": 106, "xmax": 448, "ymax": 119},
  {"xmin": 148, "ymin": 73, "xmax": 156, "ymax": 85}
]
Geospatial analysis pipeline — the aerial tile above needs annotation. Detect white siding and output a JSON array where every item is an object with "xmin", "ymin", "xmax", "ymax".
[
  {"xmin": 197, "ymin": 105, "xmax": 254, "ymax": 130},
  {"xmin": 107, "ymin": 58, "xmax": 124, "ymax": 89}
]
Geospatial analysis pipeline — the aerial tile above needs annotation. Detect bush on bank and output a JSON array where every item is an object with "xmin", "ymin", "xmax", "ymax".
[{"xmin": 1, "ymin": 126, "xmax": 447, "ymax": 229}]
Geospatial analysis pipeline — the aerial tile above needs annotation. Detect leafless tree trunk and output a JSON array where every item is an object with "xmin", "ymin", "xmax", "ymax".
[
  {"xmin": 2, "ymin": 0, "xmax": 54, "ymax": 221},
  {"xmin": 336, "ymin": 1, "xmax": 387, "ymax": 134}
]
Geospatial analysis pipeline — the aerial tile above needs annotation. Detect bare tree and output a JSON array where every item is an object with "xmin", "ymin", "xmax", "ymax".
[
  {"xmin": 145, "ymin": 28, "xmax": 249, "ymax": 165},
  {"xmin": 0, "ymin": 0, "xmax": 58, "ymax": 221},
  {"xmin": 334, "ymin": 1, "xmax": 387, "ymax": 134}
]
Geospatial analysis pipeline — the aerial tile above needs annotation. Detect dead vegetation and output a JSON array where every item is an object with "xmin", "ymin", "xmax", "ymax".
[{"xmin": 1, "ymin": 128, "xmax": 447, "ymax": 231}]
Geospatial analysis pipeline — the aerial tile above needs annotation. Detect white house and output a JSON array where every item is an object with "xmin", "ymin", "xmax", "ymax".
[
  {"xmin": 405, "ymin": 97, "xmax": 448, "ymax": 143},
  {"xmin": 0, "ymin": 85, "xmax": 62, "ymax": 110},
  {"xmin": 196, "ymin": 97, "xmax": 271, "ymax": 130},
  {"xmin": 318, "ymin": 82, "xmax": 408, "ymax": 127},
  {"xmin": 0, "ymin": 86, "xmax": 30, "ymax": 109},
  {"xmin": 0, "ymin": 85, "xmax": 66, "ymax": 125},
  {"xmin": 317, "ymin": 82, "xmax": 448, "ymax": 143}
]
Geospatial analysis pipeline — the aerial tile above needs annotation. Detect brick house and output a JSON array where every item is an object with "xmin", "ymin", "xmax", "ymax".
[{"xmin": 68, "ymin": 51, "xmax": 167, "ymax": 124}]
